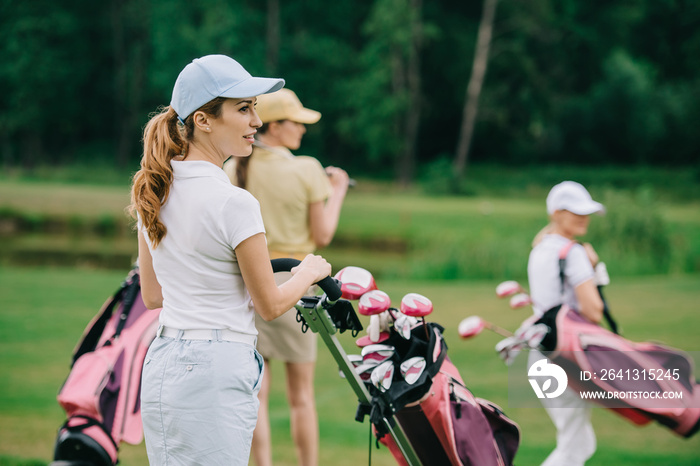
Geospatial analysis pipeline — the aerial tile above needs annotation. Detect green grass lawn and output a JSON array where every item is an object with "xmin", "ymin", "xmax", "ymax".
[{"xmin": 1, "ymin": 266, "xmax": 698, "ymax": 465}]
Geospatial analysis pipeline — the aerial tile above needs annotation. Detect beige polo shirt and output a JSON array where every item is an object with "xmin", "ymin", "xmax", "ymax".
[{"xmin": 225, "ymin": 144, "xmax": 331, "ymax": 254}]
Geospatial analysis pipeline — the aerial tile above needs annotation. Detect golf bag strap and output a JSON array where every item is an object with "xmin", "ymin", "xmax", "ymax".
[
  {"xmin": 558, "ymin": 241, "xmax": 619, "ymax": 334},
  {"xmin": 62, "ymin": 415, "xmax": 119, "ymax": 451},
  {"xmin": 71, "ymin": 270, "xmax": 140, "ymax": 365},
  {"xmin": 113, "ymin": 273, "xmax": 141, "ymax": 338}
]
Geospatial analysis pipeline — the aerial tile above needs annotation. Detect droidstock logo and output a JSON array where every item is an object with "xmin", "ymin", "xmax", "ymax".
[{"xmin": 528, "ymin": 358, "xmax": 568, "ymax": 399}]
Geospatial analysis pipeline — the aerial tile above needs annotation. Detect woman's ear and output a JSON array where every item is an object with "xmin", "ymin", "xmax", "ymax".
[{"xmin": 192, "ymin": 111, "xmax": 212, "ymax": 133}]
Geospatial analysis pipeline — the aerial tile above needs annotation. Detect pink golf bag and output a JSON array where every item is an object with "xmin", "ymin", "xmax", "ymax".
[
  {"xmin": 360, "ymin": 322, "xmax": 520, "ymax": 465},
  {"xmin": 51, "ymin": 267, "xmax": 161, "ymax": 465},
  {"xmin": 536, "ymin": 304, "xmax": 700, "ymax": 438}
]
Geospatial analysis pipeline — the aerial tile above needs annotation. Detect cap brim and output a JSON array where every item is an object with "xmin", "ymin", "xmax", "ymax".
[
  {"xmin": 221, "ymin": 76, "xmax": 285, "ymax": 99},
  {"xmin": 288, "ymin": 107, "xmax": 321, "ymax": 124},
  {"xmin": 569, "ymin": 201, "xmax": 606, "ymax": 216}
]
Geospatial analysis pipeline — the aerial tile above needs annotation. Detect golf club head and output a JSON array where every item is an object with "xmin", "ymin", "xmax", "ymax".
[
  {"xmin": 339, "ymin": 354, "xmax": 364, "ymax": 378},
  {"xmin": 400, "ymin": 356, "xmax": 427, "ymax": 385},
  {"xmin": 334, "ymin": 266, "xmax": 377, "ymax": 300},
  {"xmin": 495, "ymin": 336, "xmax": 525, "ymax": 366},
  {"xmin": 355, "ymin": 332, "xmax": 390, "ymax": 347},
  {"xmin": 521, "ymin": 323, "xmax": 549, "ymax": 348},
  {"xmin": 361, "ymin": 343, "xmax": 395, "ymax": 365},
  {"xmin": 509, "ymin": 292, "xmax": 532, "ymax": 309},
  {"xmin": 354, "ymin": 362, "xmax": 377, "ymax": 381},
  {"xmin": 496, "ymin": 280, "xmax": 523, "ymax": 298},
  {"xmin": 358, "ymin": 290, "xmax": 391, "ymax": 316},
  {"xmin": 458, "ymin": 316, "xmax": 485, "ymax": 338},
  {"xmin": 400, "ymin": 293, "xmax": 433, "ymax": 317},
  {"xmin": 393, "ymin": 313, "xmax": 417, "ymax": 340},
  {"xmin": 370, "ymin": 360, "xmax": 395, "ymax": 391}
]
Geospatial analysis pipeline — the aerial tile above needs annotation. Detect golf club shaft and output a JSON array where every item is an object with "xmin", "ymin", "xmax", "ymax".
[{"xmin": 483, "ymin": 321, "xmax": 513, "ymax": 337}]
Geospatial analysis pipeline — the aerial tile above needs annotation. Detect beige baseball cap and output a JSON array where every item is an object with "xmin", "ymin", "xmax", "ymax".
[{"xmin": 255, "ymin": 89, "xmax": 321, "ymax": 124}]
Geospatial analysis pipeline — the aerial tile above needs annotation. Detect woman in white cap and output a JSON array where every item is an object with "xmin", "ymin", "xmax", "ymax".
[
  {"xmin": 224, "ymin": 88, "xmax": 349, "ymax": 466},
  {"xmin": 130, "ymin": 55, "xmax": 332, "ymax": 465},
  {"xmin": 527, "ymin": 180, "xmax": 606, "ymax": 466}
]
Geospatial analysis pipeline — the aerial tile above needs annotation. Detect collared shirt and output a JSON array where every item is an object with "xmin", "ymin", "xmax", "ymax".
[
  {"xmin": 225, "ymin": 145, "xmax": 331, "ymax": 254},
  {"xmin": 527, "ymin": 234, "xmax": 594, "ymax": 317},
  {"xmin": 141, "ymin": 160, "xmax": 265, "ymax": 335}
]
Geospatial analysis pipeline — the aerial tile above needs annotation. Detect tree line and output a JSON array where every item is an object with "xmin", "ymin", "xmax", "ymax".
[{"xmin": 1, "ymin": 0, "xmax": 698, "ymax": 186}]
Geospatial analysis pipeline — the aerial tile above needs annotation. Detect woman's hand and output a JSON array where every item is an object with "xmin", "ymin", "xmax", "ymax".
[
  {"xmin": 582, "ymin": 242, "xmax": 599, "ymax": 268},
  {"xmin": 291, "ymin": 254, "xmax": 332, "ymax": 284},
  {"xmin": 325, "ymin": 166, "xmax": 350, "ymax": 192}
]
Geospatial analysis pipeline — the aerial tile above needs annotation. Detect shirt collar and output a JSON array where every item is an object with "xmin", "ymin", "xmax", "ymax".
[{"xmin": 171, "ymin": 159, "xmax": 230, "ymax": 183}]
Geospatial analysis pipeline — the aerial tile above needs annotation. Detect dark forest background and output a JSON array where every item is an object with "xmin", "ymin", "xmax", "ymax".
[{"xmin": 1, "ymin": 0, "xmax": 699, "ymax": 186}]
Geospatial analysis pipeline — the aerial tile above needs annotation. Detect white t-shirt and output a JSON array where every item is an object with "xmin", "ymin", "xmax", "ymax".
[
  {"xmin": 527, "ymin": 234, "xmax": 595, "ymax": 317},
  {"xmin": 140, "ymin": 160, "xmax": 265, "ymax": 335}
]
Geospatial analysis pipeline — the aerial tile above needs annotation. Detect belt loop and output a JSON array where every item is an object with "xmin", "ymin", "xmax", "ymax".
[
  {"xmin": 176, "ymin": 329, "xmax": 184, "ymax": 341},
  {"xmin": 213, "ymin": 329, "xmax": 222, "ymax": 342},
  {"xmin": 156, "ymin": 325, "xmax": 164, "ymax": 337}
]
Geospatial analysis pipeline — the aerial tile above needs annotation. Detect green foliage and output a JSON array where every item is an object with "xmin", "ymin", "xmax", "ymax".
[
  {"xmin": 588, "ymin": 187, "xmax": 673, "ymax": 275},
  {"xmin": 2, "ymin": 0, "xmax": 700, "ymax": 176}
]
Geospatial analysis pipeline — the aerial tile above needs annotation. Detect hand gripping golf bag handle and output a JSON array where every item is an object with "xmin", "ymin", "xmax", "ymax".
[{"xmin": 270, "ymin": 258, "xmax": 342, "ymax": 301}]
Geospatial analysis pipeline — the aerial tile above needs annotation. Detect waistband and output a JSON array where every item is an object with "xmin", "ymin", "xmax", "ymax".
[
  {"xmin": 158, "ymin": 325, "xmax": 257, "ymax": 347},
  {"xmin": 269, "ymin": 250, "xmax": 309, "ymax": 261}
]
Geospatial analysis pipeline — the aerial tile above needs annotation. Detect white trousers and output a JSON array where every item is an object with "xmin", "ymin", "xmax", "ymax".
[{"xmin": 529, "ymin": 351, "xmax": 596, "ymax": 466}]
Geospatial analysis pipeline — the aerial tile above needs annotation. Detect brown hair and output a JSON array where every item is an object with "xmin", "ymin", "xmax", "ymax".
[{"xmin": 129, "ymin": 98, "xmax": 226, "ymax": 247}]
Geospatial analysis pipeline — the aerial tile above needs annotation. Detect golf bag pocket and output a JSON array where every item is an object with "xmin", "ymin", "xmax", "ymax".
[
  {"xmin": 381, "ymin": 358, "xmax": 520, "ymax": 466},
  {"xmin": 58, "ymin": 343, "xmax": 123, "ymax": 420}
]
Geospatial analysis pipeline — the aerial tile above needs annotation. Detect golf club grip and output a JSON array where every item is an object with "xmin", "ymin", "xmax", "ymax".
[{"xmin": 270, "ymin": 258, "xmax": 342, "ymax": 301}]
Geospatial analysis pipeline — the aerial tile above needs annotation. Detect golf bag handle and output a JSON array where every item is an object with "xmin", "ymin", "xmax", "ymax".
[{"xmin": 271, "ymin": 258, "xmax": 342, "ymax": 302}]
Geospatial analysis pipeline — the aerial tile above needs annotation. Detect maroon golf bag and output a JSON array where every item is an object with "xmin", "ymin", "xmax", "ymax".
[
  {"xmin": 51, "ymin": 267, "xmax": 160, "ymax": 465},
  {"xmin": 528, "ymin": 240, "xmax": 700, "ymax": 438},
  {"xmin": 536, "ymin": 304, "xmax": 700, "ymax": 438},
  {"xmin": 359, "ymin": 322, "xmax": 521, "ymax": 466}
]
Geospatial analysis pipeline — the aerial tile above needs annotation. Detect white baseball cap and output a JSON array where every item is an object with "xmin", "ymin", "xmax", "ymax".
[
  {"xmin": 170, "ymin": 55, "xmax": 285, "ymax": 120},
  {"xmin": 546, "ymin": 181, "xmax": 606, "ymax": 215}
]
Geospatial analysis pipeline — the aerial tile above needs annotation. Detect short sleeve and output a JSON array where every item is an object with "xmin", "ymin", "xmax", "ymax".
[
  {"xmin": 220, "ymin": 190, "xmax": 266, "ymax": 250},
  {"xmin": 564, "ymin": 243, "xmax": 595, "ymax": 287},
  {"xmin": 298, "ymin": 156, "xmax": 332, "ymax": 204}
]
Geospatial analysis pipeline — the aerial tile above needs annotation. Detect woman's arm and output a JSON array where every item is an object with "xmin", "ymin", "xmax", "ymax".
[
  {"xmin": 309, "ymin": 166, "xmax": 349, "ymax": 248},
  {"xmin": 137, "ymin": 230, "xmax": 164, "ymax": 309},
  {"xmin": 236, "ymin": 233, "xmax": 331, "ymax": 321},
  {"xmin": 574, "ymin": 278, "xmax": 604, "ymax": 324}
]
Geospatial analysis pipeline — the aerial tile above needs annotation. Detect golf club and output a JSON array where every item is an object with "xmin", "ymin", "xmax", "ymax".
[
  {"xmin": 509, "ymin": 292, "xmax": 532, "ymax": 309},
  {"xmin": 370, "ymin": 360, "xmax": 395, "ymax": 391},
  {"xmin": 358, "ymin": 289, "xmax": 392, "ymax": 316},
  {"xmin": 339, "ymin": 354, "xmax": 364, "ymax": 378},
  {"xmin": 458, "ymin": 315, "xmax": 513, "ymax": 338},
  {"xmin": 334, "ymin": 266, "xmax": 377, "ymax": 300},
  {"xmin": 400, "ymin": 293, "xmax": 433, "ymax": 339},
  {"xmin": 496, "ymin": 280, "xmax": 525, "ymax": 298},
  {"xmin": 361, "ymin": 343, "xmax": 396, "ymax": 365},
  {"xmin": 400, "ymin": 357, "xmax": 426, "ymax": 385}
]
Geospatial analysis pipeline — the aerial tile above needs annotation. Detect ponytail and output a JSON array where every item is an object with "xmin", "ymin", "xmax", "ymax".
[
  {"xmin": 129, "ymin": 106, "xmax": 184, "ymax": 248},
  {"xmin": 129, "ymin": 98, "xmax": 226, "ymax": 248},
  {"xmin": 532, "ymin": 222, "xmax": 555, "ymax": 248}
]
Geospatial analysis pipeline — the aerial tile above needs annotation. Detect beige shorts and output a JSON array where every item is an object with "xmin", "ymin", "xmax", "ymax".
[{"xmin": 255, "ymin": 271, "xmax": 318, "ymax": 363}]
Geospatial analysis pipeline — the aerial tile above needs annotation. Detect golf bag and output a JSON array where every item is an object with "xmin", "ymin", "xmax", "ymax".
[
  {"xmin": 51, "ymin": 267, "xmax": 160, "ymax": 465},
  {"xmin": 358, "ymin": 322, "xmax": 520, "ymax": 466},
  {"xmin": 535, "ymin": 304, "xmax": 700, "ymax": 438},
  {"xmin": 525, "ymin": 240, "xmax": 700, "ymax": 438}
]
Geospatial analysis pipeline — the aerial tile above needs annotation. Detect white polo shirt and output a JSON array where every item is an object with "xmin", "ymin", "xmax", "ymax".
[
  {"xmin": 527, "ymin": 234, "xmax": 594, "ymax": 317},
  {"xmin": 140, "ymin": 160, "xmax": 265, "ymax": 336}
]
